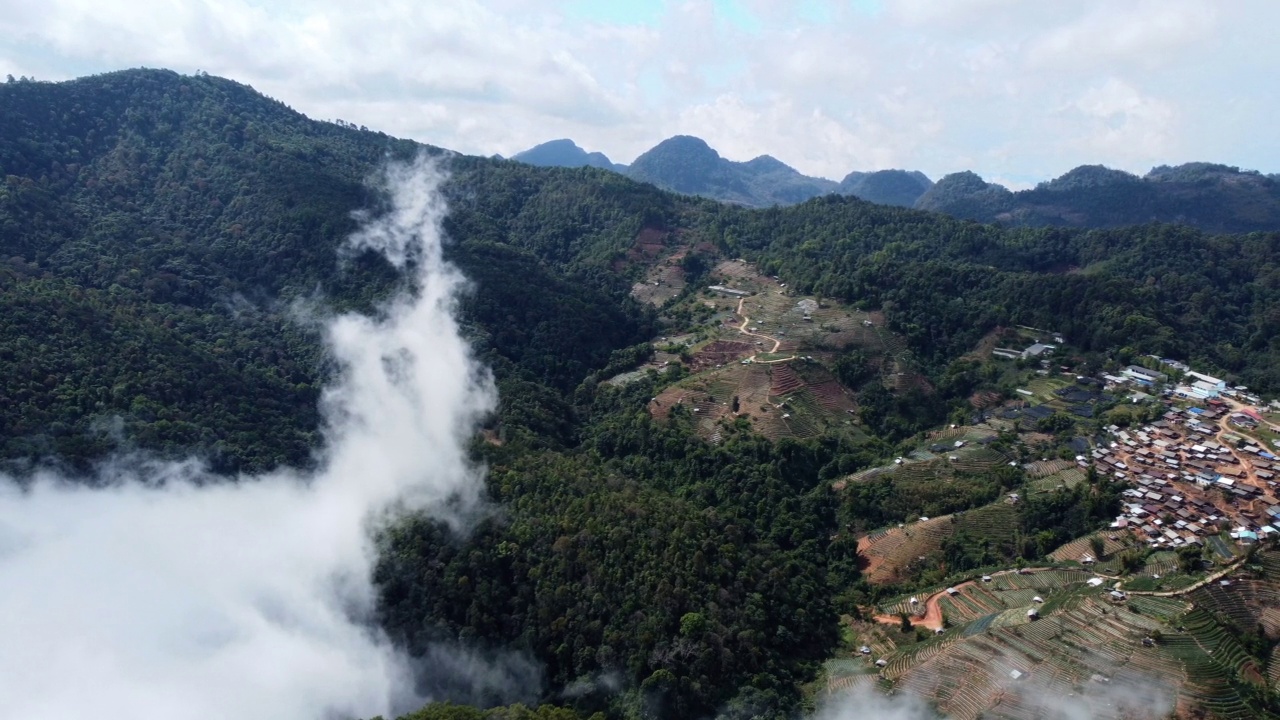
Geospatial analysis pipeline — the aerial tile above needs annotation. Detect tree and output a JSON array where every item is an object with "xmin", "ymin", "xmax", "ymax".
[{"xmin": 1089, "ymin": 536, "xmax": 1106, "ymax": 560}]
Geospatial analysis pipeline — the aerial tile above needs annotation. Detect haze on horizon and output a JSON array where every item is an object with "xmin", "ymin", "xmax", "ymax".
[{"xmin": 2, "ymin": 0, "xmax": 1278, "ymax": 188}]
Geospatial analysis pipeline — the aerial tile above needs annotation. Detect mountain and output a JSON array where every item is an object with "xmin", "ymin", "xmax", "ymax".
[
  {"xmin": 511, "ymin": 138, "xmax": 624, "ymax": 171},
  {"xmin": 838, "ymin": 169, "xmax": 933, "ymax": 207},
  {"xmin": 914, "ymin": 162, "xmax": 1280, "ymax": 233},
  {"xmin": 623, "ymin": 135, "xmax": 838, "ymax": 207},
  {"xmin": 514, "ymin": 135, "xmax": 940, "ymax": 210},
  {"xmin": 914, "ymin": 170, "xmax": 1015, "ymax": 218}
]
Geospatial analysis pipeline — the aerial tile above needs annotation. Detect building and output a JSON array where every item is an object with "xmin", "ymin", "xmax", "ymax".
[
  {"xmin": 707, "ymin": 285, "xmax": 751, "ymax": 297},
  {"xmin": 1022, "ymin": 343, "xmax": 1054, "ymax": 359},
  {"xmin": 1185, "ymin": 371, "xmax": 1226, "ymax": 398},
  {"xmin": 1123, "ymin": 365, "xmax": 1166, "ymax": 383}
]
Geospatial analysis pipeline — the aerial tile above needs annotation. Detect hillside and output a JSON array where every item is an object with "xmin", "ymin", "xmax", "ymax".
[
  {"xmin": 916, "ymin": 163, "xmax": 1280, "ymax": 234},
  {"xmin": 6, "ymin": 69, "xmax": 1280, "ymax": 720}
]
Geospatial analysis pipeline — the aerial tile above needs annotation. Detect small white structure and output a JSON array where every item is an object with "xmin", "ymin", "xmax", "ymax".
[
  {"xmin": 1009, "ymin": 669, "xmax": 1024, "ymax": 681},
  {"xmin": 981, "ymin": 575, "xmax": 993, "ymax": 583},
  {"xmin": 1032, "ymin": 596, "xmax": 1044, "ymax": 604},
  {"xmin": 946, "ymin": 587, "xmax": 959, "ymax": 596},
  {"xmin": 1087, "ymin": 577, "xmax": 1105, "ymax": 587},
  {"xmin": 1027, "ymin": 608, "xmax": 1039, "ymax": 619}
]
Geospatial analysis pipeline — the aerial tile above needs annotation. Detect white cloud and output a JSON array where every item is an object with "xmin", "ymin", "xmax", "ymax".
[
  {"xmin": 1071, "ymin": 77, "xmax": 1177, "ymax": 164},
  {"xmin": 1027, "ymin": 0, "xmax": 1217, "ymax": 70},
  {"xmin": 0, "ymin": 158, "xmax": 505, "ymax": 720}
]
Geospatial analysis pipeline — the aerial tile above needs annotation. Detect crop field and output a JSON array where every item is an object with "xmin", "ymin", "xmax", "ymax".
[
  {"xmin": 1048, "ymin": 531, "xmax": 1132, "ymax": 565},
  {"xmin": 859, "ymin": 504, "xmax": 1020, "ymax": 586},
  {"xmin": 1028, "ymin": 466, "xmax": 1087, "ymax": 494},
  {"xmin": 1190, "ymin": 579, "xmax": 1280, "ymax": 635},
  {"xmin": 630, "ymin": 260, "xmax": 687, "ymax": 306},
  {"xmin": 846, "ymin": 552, "xmax": 1280, "ymax": 718},
  {"xmin": 883, "ymin": 591, "xmax": 1184, "ymax": 719},
  {"xmin": 1024, "ymin": 458, "xmax": 1076, "ymax": 477},
  {"xmin": 1025, "ymin": 376, "xmax": 1073, "ymax": 402},
  {"xmin": 860, "ymin": 516, "xmax": 958, "ymax": 584},
  {"xmin": 689, "ymin": 339, "xmax": 753, "ymax": 372}
]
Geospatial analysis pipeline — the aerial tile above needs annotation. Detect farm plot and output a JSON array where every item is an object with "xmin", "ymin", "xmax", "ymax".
[
  {"xmin": 630, "ymin": 261, "xmax": 687, "ymax": 306},
  {"xmin": 949, "ymin": 446, "xmax": 1013, "ymax": 474},
  {"xmin": 1024, "ymin": 459, "xmax": 1076, "ymax": 478},
  {"xmin": 1049, "ymin": 532, "xmax": 1132, "ymax": 564},
  {"xmin": 861, "ymin": 516, "xmax": 958, "ymax": 584},
  {"xmin": 689, "ymin": 340, "xmax": 752, "ymax": 372},
  {"xmin": 1191, "ymin": 579, "xmax": 1280, "ymax": 634},
  {"xmin": 875, "ymin": 567, "xmax": 1280, "ymax": 720},
  {"xmin": 649, "ymin": 363, "xmax": 777, "ymax": 439},
  {"xmin": 1028, "ymin": 467, "xmax": 1087, "ymax": 494},
  {"xmin": 1025, "ymin": 377, "xmax": 1073, "ymax": 402},
  {"xmin": 769, "ymin": 363, "xmax": 804, "ymax": 396}
]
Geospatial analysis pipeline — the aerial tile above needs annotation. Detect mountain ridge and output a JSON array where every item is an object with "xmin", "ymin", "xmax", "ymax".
[{"xmin": 512, "ymin": 134, "xmax": 1280, "ymax": 232}]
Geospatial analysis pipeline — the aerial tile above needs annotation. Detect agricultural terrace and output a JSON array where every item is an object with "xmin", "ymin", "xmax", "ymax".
[
  {"xmin": 857, "ymin": 503, "xmax": 1019, "ymax": 585},
  {"xmin": 838, "ymin": 547, "xmax": 1280, "ymax": 719}
]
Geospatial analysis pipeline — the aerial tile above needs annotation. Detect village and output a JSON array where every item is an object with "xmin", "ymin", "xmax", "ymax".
[{"xmin": 1077, "ymin": 359, "xmax": 1280, "ymax": 556}]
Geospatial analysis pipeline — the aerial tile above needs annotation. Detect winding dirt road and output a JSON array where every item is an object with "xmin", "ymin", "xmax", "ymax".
[
  {"xmin": 734, "ymin": 297, "xmax": 795, "ymax": 364},
  {"xmin": 871, "ymin": 555, "xmax": 1249, "ymax": 631}
]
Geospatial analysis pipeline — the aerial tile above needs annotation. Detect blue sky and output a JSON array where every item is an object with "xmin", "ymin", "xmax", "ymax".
[{"xmin": 2, "ymin": 0, "xmax": 1278, "ymax": 186}]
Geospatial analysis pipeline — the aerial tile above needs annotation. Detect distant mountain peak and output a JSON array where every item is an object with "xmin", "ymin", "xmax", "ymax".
[
  {"xmin": 839, "ymin": 169, "xmax": 934, "ymax": 208},
  {"xmin": 512, "ymin": 139, "xmax": 622, "ymax": 171},
  {"xmin": 742, "ymin": 155, "xmax": 794, "ymax": 174},
  {"xmin": 1038, "ymin": 165, "xmax": 1140, "ymax": 191},
  {"xmin": 626, "ymin": 135, "xmax": 836, "ymax": 206},
  {"xmin": 913, "ymin": 162, "xmax": 1280, "ymax": 233}
]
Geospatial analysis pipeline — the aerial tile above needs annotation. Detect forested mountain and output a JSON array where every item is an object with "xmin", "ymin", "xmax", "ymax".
[
  {"xmin": 511, "ymin": 139, "xmax": 624, "ymax": 172},
  {"xmin": 5, "ymin": 69, "xmax": 1280, "ymax": 720},
  {"xmin": 622, "ymin": 135, "xmax": 838, "ymax": 207},
  {"xmin": 917, "ymin": 163, "xmax": 1280, "ymax": 233},
  {"xmin": 511, "ymin": 135, "xmax": 1280, "ymax": 235}
]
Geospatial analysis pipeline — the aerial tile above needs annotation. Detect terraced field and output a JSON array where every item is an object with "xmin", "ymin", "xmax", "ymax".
[
  {"xmin": 1028, "ymin": 466, "xmax": 1087, "ymax": 494},
  {"xmin": 838, "ymin": 551, "xmax": 1280, "ymax": 718},
  {"xmin": 859, "ymin": 504, "xmax": 1021, "ymax": 585}
]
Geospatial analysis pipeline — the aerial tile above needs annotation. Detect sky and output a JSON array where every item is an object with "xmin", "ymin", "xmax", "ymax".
[{"xmin": 2, "ymin": 0, "xmax": 1278, "ymax": 187}]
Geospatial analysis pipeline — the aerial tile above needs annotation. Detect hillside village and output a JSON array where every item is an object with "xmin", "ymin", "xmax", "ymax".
[{"xmin": 1090, "ymin": 369, "xmax": 1280, "ymax": 554}]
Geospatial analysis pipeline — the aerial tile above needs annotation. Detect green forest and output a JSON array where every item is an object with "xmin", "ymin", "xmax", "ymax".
[{"xmin": 2, "ymin": 69, "xmax": 1280, "ymax": 719}]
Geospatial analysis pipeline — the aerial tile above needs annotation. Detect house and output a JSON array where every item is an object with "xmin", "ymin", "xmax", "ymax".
[
  {"xmin": 1124, "ymin": 365, "xmax": 1166, "ymax": 383},
  {"xmin": 707, "ymin": 285, "xmax": 751, "ymax": 297},
  {"xmin": 1022, "ymin": 343, "xmax": 1053, "ymax": 359}
]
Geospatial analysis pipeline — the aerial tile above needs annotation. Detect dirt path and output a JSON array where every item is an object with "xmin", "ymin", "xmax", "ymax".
[
  {"xmin": 734, "ymin": 297, "xmax": 795, "ymax": 363},
  {"xmin": 1126, "ymin": 554, "xmax": 1247, "ymax": 597},
  {"xmin": 871, "ymin": 555, "xmax": 1249, "ymax": 632}
]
